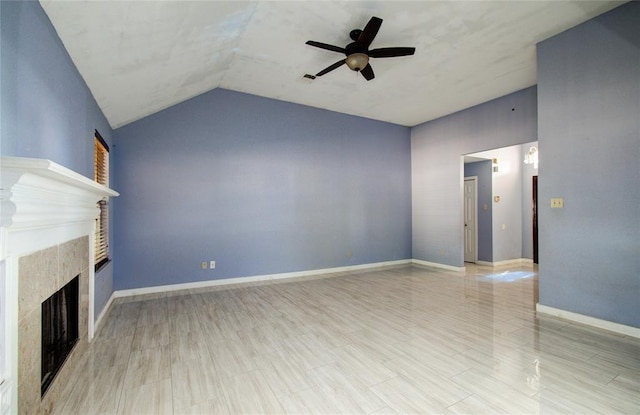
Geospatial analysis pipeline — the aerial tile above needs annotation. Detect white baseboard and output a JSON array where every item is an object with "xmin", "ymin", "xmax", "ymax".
[
  {"xmin": 114, "ymin": 259, "xmax": 412, "ymax": 299},
  {"xmin": 93, "ymin": 292, "xmax": 115, "ymax": 336},
  {"xmin": 99, "ymin": 262, "xmax": 640, "ymax": 340},
  {"xmin": 536, "ymin": 303, "xmax": 640, "ymax": 339},
  {"xmin": 411, "ymin": 259, "xmax": 465, "ymax": 272},
  {"xmin": 476, "ymin": 258, "xmax": 533, "ymax": 267}
]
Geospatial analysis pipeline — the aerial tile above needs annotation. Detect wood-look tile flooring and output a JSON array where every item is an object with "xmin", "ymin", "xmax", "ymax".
[{"xmin": 54, "ymin": 264, "xmax": 640, "ymax": 414}]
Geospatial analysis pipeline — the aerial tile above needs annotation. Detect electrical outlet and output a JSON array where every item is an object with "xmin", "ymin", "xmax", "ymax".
[
  {"xmin": 209, "ymin": 260, "xmax": 216, "ymax": 269},
  {"xmin": 550, "ymin": 197, "xmax": 564, "ymax": 208},
  {"xmin": 201, "ymin": 262, "xmax": 207, "ymax": 270}
]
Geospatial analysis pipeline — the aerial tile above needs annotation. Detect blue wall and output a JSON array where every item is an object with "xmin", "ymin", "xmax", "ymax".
[
  {"xmin": 411, "ymin": 87, "xmax": 538, "ymax": 267},
  {"xmin": 1, "ymin": 0, "xmax": 115, "ymax": 319},
  {"xmin": 537, "ymin": 2, "xmax": 639, "ymax": 327},
  {"xmin": 113, "ymin": 89, "xmax": 412, "ymax": 290},
  {"xmin": 464, "ymin": 161, "xmax": 492, "ymax": 262}
]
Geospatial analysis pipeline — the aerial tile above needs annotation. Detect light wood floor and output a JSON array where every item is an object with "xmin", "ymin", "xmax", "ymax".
[{"xmin": 54, "ymin": 264, "xmax": 639, "ymax": 414}]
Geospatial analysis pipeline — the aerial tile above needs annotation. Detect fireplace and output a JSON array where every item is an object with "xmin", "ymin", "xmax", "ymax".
[
  {"xmin": 1, "ymin": 157, "xmax": 118, "ymax": 414},
  {"xmin": 17, "ymin": 238, "xmax": 90, "ymax": 414},
  {"xmin": 41, "ymin": 275, "xmax": 79, "ymax": 397}
]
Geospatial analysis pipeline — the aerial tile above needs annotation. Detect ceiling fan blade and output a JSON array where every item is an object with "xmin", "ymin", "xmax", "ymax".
[
  {"xmin": 360, "ymin": 63, "xmax": 375, "ymax": 81},
  {"xmin": 368, "ymin": 47, "xmax": 416, "ymax": 58},
  {"xmin": 316, "ymin": 59, "xmax": 347, "ymax": 77},
  {"xmin": 306, "ymin": 41, "xmax": 345, "ymax": 54},
  {"xmin": 358, "ymin": 16, "xmax": 383, "ymax": 48}
]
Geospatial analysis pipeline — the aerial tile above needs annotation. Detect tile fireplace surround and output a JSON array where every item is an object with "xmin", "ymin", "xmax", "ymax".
[{"xmin": 0, "ymin": 157, "xmax": 118, "ymax": 414}]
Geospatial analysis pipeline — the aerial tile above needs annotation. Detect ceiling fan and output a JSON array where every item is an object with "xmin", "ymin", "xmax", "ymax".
[{"xmin": 305, "ymin": 16, "xmax": 416, "ymax": 81}]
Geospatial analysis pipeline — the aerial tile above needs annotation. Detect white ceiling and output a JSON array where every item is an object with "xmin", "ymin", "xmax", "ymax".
[{"xmin": 40, "ymin": 1, "xmax": 624, "ymax": 129}]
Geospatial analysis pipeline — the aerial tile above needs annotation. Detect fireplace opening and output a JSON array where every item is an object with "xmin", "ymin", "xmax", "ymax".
[{"xmin": 41, "ymin": 275, "xmax": 79, "ymax": 397}]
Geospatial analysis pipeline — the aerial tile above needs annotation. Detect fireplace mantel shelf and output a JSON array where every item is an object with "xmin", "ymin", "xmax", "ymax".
[
  {"xmin": 1, "ymin": 156, "xmax": 119, "ymax": 259},
  {"xmin": 1, "ymin": 157, "xmax": 118, "ymax": 197}
]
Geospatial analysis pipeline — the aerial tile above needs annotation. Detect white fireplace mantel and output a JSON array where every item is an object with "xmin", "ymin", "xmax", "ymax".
[
  {"xmin": 1, "ymin": 157, "xmax": 118, "ymax": 258},
  {"xmin": 0, "ymin": 156, "xmax": 118, "ymax": 415}
]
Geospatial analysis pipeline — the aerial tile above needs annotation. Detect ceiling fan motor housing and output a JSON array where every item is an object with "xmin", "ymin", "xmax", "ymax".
[
  {"xmin": 345, "ymin": 41, "xmax": 367, "ymax": 55},
  {"xmin": 349, "ymin": 29, "xmax": 362, "ymax": 41}
]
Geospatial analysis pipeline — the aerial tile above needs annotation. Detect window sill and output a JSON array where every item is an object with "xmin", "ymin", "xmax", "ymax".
[{"xmin": 95, "ymin": 258, "xmax": 111, "ymax": 273}]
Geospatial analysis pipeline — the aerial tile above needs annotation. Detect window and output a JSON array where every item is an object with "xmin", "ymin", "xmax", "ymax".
[{"xmin": 94, "ymin": 130, "xmax": 109, "ymax": 270}]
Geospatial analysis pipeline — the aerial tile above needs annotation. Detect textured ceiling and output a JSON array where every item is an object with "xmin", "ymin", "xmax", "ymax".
[{"xmin": 40, "ymin": 1, "xmax": 624, "ymax": 129}]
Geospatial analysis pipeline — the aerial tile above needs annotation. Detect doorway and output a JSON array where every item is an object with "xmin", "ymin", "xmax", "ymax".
[
  {"xmin": 463, "ymin": 142, "xmax": 538, "ymax": 264},
  {"xmin": 464, "ymin": 177, "xmax": 477, "ymax": 263},
  {"xmin": 533, "ymin": 176, "xmax": 538, "ymax": 264}
]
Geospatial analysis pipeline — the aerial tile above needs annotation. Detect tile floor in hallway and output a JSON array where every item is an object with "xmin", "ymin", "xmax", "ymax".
[{"xmin": 53, "ymin": 264, "xmax": 640, "ymax": 414}]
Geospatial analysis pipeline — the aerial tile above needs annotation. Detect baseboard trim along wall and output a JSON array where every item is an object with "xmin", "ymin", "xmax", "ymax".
[
  {"xmin": 93, "ymin": 258, "xmax": 464, "ymax": 334},
  {"xmin": 113, "ymin": 259, "xmax": 413, "ymax": 299},
  {"xmin": 536, "ymin": 303, "xmax": 640, "ymax": 339},
  {"xmin": 476, "ymin": 258, "xmax": 534, "ymax": 267},
  {"xmin": 99, "ymin": 260, "xmax": 640, "ymax": 340},
  {"xmin": 411, "ymin": 259, "xmax": 465, "ymax": 272},
  {"xmin": 93, "ymin": 292, "xmax": 115, "ymax": 335}
]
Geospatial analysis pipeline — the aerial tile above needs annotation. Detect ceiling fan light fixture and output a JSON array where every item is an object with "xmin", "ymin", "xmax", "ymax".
[
  {"xmin": 345, "ymin": 53, "xmax": 369, "ymax": 71},
  {"xmin": 306, "ymin": 16, "xmax": 414, "ymax": 80}
]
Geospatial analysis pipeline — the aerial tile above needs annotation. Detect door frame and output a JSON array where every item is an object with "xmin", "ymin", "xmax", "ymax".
[{"xmin": 533, "ymin": 175, "xmax": 538, "ymax": 264}]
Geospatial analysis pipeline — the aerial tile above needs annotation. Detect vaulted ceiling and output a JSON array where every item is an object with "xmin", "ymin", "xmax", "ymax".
[{"xmin": 40, "ymin": 1, "xmax": 624, "ymax": 129}]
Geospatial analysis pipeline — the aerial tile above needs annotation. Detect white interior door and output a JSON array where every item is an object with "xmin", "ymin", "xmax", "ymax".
[{"xmin": 464, "ymin": 177, "xmax": 477, "ymax": 263}]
